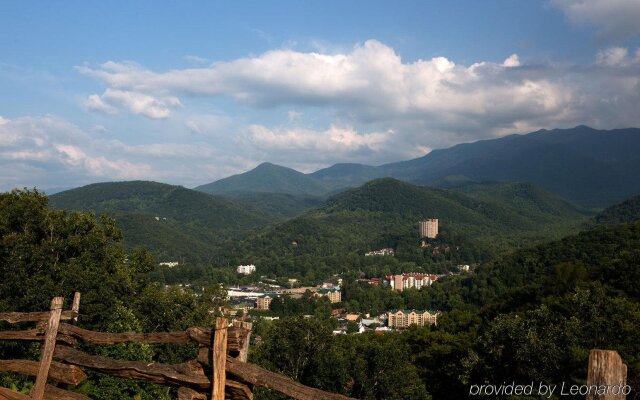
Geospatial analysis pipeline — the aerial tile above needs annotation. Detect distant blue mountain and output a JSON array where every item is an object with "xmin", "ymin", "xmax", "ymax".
[{"xmin": 196, "ymin": 126, "xmax": 640, "ymax": 207}]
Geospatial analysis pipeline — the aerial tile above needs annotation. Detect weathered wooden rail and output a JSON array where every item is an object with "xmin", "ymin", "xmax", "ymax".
[{"xmin": 0, "ymin": 293, "xmax": 355, "ymax": 400}]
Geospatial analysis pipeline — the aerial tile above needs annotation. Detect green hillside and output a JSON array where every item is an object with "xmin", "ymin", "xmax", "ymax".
[
  {"xmin": 594, "ymin": 194, "xmax": 640, "ymax": 225},
  {"xmin": 231, "ymin": 192, "xmax": 325, "ymax": 220},
  {"xmin": 49, "ymin": 181, "xmax": 274, "ymax": 262},
  {"xmin": 195, "ymin": 162, "xmax": 331, "ymax": 196},
  {"xmin": 214, "ymin": 178, "xmax": 591, "ymax": 277},
  {"xmin": 452, "ymin": 181, "xmax": 588, "ymax": 219}
]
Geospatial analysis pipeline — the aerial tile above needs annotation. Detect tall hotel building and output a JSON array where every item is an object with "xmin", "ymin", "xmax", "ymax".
[
  {"xmin": 387, "ymin": 310, "xmax": 439, "ymax": 328},
  {"xmin": 419, "ymin": 219, "xmax": 439, "ymax": 239}
]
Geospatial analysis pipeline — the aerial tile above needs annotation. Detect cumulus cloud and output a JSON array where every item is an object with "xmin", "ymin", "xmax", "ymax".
[
  {"xmin": 65, "ymin": 39, "xmax": 640, "ymax": 181},
  {"xmin": 85, "ymin": 94, "xmax": 117, "ymax": 114},
  {"xmin": 76, "ymin": 40, "xmax": 640, "ymax": 145},
  {"xmin": 247, "ymin": 124, "xmax": 390, "ymax": 152},
  {"xmin": 0, "ymin": 114, "xmax": 268, "ymax": 190},
  {"xmin": 502, "ymin": 54, "xmax": 520, "ymax": 67},
  {"xmin": 0, "ymin": 116, "xmax": 9, "ymax": 125},
  {"xmin": 85, "ymin": 89, "xmax": 182, "ymax": 119},
  {"xmin": 551, "ymin": 0, "xmax": 640, "ymax": 40},
  {"xmin": 0, "ymin": 116, "xmax": 152, "ymax": 190}
]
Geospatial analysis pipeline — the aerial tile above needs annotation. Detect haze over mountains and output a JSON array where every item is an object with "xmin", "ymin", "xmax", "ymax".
[
  {"xmin": 48, "ymin": 125, "xmax": 640, "ymax": 264},
  {"xmin": 197, "ymin": 126, "xmax": 640, "ymax": 208}
]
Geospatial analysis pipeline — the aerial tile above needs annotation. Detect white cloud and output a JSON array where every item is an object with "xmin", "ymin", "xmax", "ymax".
[
  {"xmin": 85, "ymin": 89, "xmax": 182, "ymax": 119},
  {"xmin": 596, "ymin": 47, "xmax": 631, "ymax": 66},
  {"xmin": 241, "ymin": 124, "xmax": 409, "ymax": 166},
  {"xmin": 247, "ymin": 124, "xmax": 390, "ymax": 153},
  {"xmin": 64, "ymin": 40, "xmax": 640, "ymax": 180},
  {"xmin": 85, "ymin": 94, "xmax": 117, "ymax": 114},
  {"xmin": 502, "ymin": 54, "xmax": 521, "ymax": 67},
  {"xmin": 0, "ymin": 116, "xmax": 152, "ymax": 190},
  {"xmin": 551, "ymin": 0, "xmax": 640, "ymax": 40},
  {"xmin": 0, "ymin": 114, "xmax": 262, "ymax": 190},
  {"xmin": 0, "ymin": 116, "xmax": 9, "ymax": 125},
  {"xmin": 76, "ymin": 40, "xmax": 640, "ymax": 143}
]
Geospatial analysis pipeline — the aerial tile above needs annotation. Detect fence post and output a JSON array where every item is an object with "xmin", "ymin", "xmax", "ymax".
[
  {"xmin": 31, "ymin": 297, "xmax": 64, "ymax": 400},
  {"xmin": 211, "ymin": 317, "xmax": 228, "ymax": 400},
  {"xmin": 587, "ymin": 349, "xmax": 627, "ymax": 400},
  {"xmin": 71, "ymin": 292, "xmax": 81, "ymax": 324},
  {"xmin": 232, "ymin": 321, "xmax": 252, "ymax": 363}
]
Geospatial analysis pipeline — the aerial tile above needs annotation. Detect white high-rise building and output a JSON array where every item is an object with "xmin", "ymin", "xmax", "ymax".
[{"xmin": 419, "ymin": 219, "xmax": 439, "ymax": 239}]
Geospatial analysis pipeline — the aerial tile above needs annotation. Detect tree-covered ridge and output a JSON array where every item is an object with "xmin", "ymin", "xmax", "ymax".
[
  {"xmin": 425, "ymin": 221, "xmax": 640, "ymax": 314},
  {"xmin": 594, "ymin": 194, "xmax": 640, "ymax": 225},
  {"xmin": 50, "ymin": 180, "xmax": 272, "ymax": 229},
  {"xmin": 212, "ymin": 178, "xmax": 591, "ymax": 277},
  {"xmin": 197, "ymin": 126, "xmax": 640, "ymax": 207},
  {"xmin": 451, "ymin": 181, "xmax": 587, "ymax": 218},
  {"xmin": 49, "ymin": 181, "xmax": 275, "ymax": 262},
  {"xmin": 224, "ymin": 192, "xmax": 325, "ymax": 221},
  {"xmin": 195, "ymin": 162, "xmax": 332, "ymax": 196}
]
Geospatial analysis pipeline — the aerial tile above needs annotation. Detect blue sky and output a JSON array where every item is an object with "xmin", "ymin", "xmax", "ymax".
[{"xmin": 1, "ymin": 1, "xmax": 640, "ymax": 190}]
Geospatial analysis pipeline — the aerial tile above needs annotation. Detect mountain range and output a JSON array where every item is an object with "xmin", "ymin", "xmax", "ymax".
[
  {"xmin": 49, "ymin": 181, "xmax": 274, "ymax": 262},
  {"xmin": 211, "ymin": 178, "xmax": 592, "ymax": 277},
  {"xmin": 196, "ymin": 126, "xmax": 640, "ymax": 208},
  {"xmin": 46, "ymin": 125, "xmax": 640, "ymax": 265},
  {"xmin": 48, "ymin": 177, "xmax": 592, "ymax": 266}
]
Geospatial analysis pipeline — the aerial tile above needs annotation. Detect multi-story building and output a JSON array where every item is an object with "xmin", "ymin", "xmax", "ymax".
[
  {"xmin": 236, "ymin": 264, "xmax": 256, "ymax": 275},
  {"xmin": 255, "ymin": 294, "xmax": 277, "ymax": 310},
  {"xmin": 384, "ymin": 273, "xmax": 439, "ymax": 291},
  {"xmin": 316, "ymin": 288, "xmax": 341, "ymax": 303},
  {"xmin": 419, "ymin": 219, "xmax": 439, "ymax": 239},
  {"xmin": 387, "ymin": 309, "xmax": 439, "ymax": 328}
]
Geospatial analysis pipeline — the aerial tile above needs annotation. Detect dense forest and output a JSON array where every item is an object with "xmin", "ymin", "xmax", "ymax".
[
  {"xmin": 49, "ymin": 181, "xmax": 275, "ymax": 263},
  {"xmin": 3, "ymin": 188, "xmax": 640, "ymax": 399},
  {"xmin": 208, "ymin": 178, "xmax": 590, "ymax": 280}
]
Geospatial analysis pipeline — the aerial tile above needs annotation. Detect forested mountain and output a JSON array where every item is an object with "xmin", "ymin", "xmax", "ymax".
[
  {"xmin": 309, "ymin": 163, "xmax": 386, "ymax": 188},
  {"xmin": 197, "ymin": 126, "xmax": 640, "ymax": 208},
  {"xmin": 450, "ymin": 181, "xmax": 586, "ymax": 219},
  {"xmin": 195, "ymin": 162, "xmax": 331, "ymax": 196},
  {"xmin": 382, "ymin": 126, "xmax": 640, "ymax": 207},
  {"xmin": 231, "ymin": 192, "xmax": 325, "ymax": 220},
  {"xmin": 49, "ymin": 181, "xmax": 274, "ymax": 262},
  {"xmin": 594, "ymin": 194, "xmax": 640, "ymax": 225},
  {"xmin": 213, "ymin": 178, "xmax": 591, "ymax": 278}
]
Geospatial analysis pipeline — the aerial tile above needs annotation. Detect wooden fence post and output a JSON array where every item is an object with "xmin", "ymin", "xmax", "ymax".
[
  {"xmin": 71, "ymin": 292, "xmax": 81, "ymax": 325},
  {"xmin": 232, "ymin": 321, "xmax": 252, "ymax": 363},
  {"xmin": 211, "ymin": 318, "xmax": 228, "ymax": 400},
  {"xmin": 587, "ymin": 349, "xmax": 628, "ymax": 400},
  {"xmin": 31, "ymin": 297, "xmax": 64, "ymax": 400}
]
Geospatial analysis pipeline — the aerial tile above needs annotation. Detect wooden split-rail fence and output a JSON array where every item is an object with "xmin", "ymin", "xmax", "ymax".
[{"xmin": 0, "ymin": 293, "xmax": 355, "ymax": 400}]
